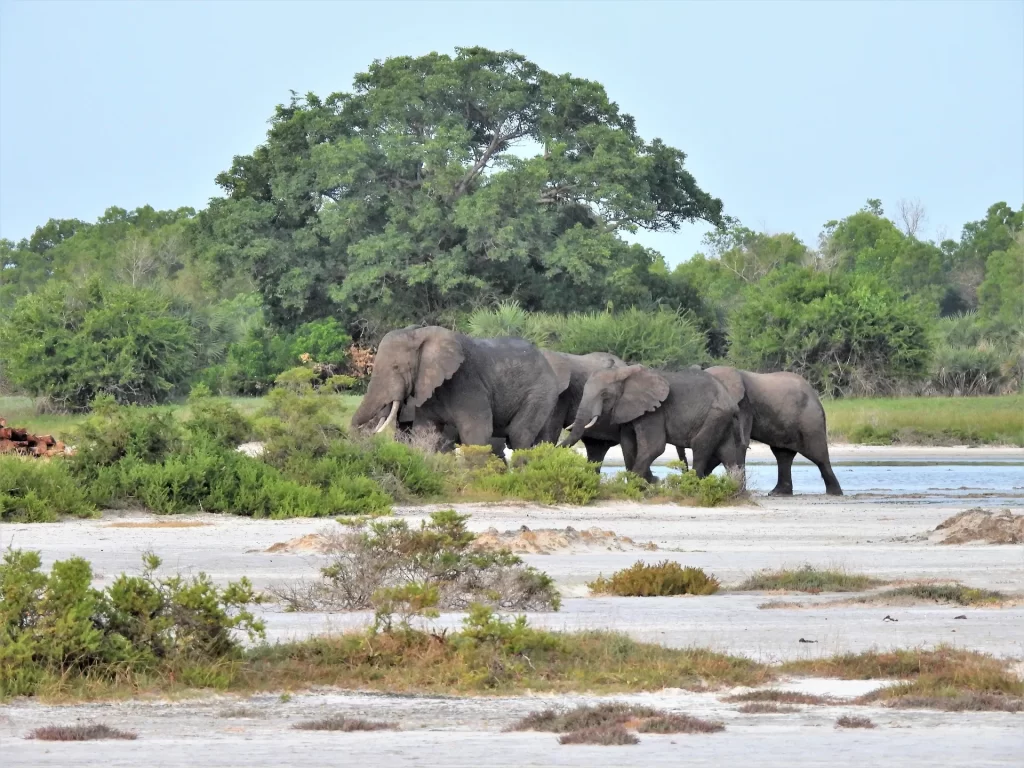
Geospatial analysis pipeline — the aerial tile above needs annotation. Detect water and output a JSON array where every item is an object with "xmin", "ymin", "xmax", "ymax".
[{"xmin": 600, "ymin": 458, "xmax": 1024, "ymax": 505}]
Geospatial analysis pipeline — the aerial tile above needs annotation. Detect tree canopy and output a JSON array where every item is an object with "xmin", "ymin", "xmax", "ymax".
[{"xmin": 198, "ymin": 47, "xmax": 723, "ymax": 333}]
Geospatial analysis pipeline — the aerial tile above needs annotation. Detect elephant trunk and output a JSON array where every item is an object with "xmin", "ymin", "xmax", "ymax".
[{"xmin": 559, "ymin": 412, "xmax": 598, "ymax": 449}]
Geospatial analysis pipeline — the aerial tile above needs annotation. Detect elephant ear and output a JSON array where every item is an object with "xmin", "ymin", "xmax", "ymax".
[
  {"xmin": 541, "ymin": 350, "xmax": 572, "ymax": 394},
  {"xmin": 410, "ymin": 327, "xmax": 465, "ymax": 407},
  {"xmin": 611, "ymin": 366, "xmax": 670, "ymax": 424}
]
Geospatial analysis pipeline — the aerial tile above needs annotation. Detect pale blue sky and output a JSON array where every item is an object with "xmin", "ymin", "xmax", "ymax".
[{"xmin": 1, "ymin": 0, "xmax": 1021, "ymax": 264}]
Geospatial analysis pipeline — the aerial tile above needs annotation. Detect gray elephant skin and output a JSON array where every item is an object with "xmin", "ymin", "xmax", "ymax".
[
  {"xmin": 705, "ymin": 366, "xmax": 843, "ymax": 496},
  {"xmin": 560, "ymin": 365, "xmax": 746, "ymax": 482},
  {"xmin": 350, "ymin": 326, "xmax": 562, "ymax": 450}
]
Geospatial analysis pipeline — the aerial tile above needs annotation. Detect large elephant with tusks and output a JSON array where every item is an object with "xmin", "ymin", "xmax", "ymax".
[{"xmin": 350, "ymin": 326, "xmax": 563, "ymax": 450}]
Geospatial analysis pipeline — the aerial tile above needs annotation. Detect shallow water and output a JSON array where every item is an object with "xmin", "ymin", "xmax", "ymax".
[{"xmin": 602, "ymin": 458, "xmax": 1024, "ymax": 504}]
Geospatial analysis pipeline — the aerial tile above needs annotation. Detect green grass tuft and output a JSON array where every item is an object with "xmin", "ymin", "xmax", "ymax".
[{"xmin": 735, "ymin": 565, "xmax": 885, "ymax": 593}]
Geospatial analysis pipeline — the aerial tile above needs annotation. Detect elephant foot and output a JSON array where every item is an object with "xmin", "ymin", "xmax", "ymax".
[
  {"xmin": 768, "ymin": 486, "xmax": 794, "ymax": 496},
  {"xmin": 825, "ymin": 486, "xmax": 844, "ymax": 497}
]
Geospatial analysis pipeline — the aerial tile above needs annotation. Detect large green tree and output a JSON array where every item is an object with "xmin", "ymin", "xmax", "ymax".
[{"xmin": 200, "ymin": 47, "xmax": 723, "ymax": 336}]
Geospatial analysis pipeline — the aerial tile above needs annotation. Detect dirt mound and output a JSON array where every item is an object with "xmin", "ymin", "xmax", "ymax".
[
  {"xmin": 265, "ymin": 534, "xmax": 333, "ymax": 554},
  {"xmin": 932, "ymin": 508, "xmax": 1024, "ymax": 545},
  {"xmin": 471, "ymin": 526, "xmax": 657, "ymax": 555}
]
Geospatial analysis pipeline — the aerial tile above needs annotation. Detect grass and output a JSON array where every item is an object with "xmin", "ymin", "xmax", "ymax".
[
  {"xmin": 723, "ymin": 690, "xmax": 836, "ymax": 705},
  {"xmin": 736, "ymin": 703, "xmax": 800, "ymax": 714},
  {"xmin": 735, "ymin": 565, "xmax": 886, "ymax": 593},
  {"xmin": 27, "ymin": 723, "xmax": 137, "ymax": 740},
  {"xmin": 511, "ymin": 703, "xmax": 723, "ymax": 743},
  {"xmin": 851, "ymin": 584, "xmax": 1008, "ymax": 606},
  {"xmin": 558, "ymin": 725, "xmax": 639, "ymax": 745},
  {"xmin": 292, "ymin": 716, "xmax": 398, "ymax": 731},
  {"xmin": 824, "ymin": 394, "xmax": 1024, "ymax": 446},
  {"xmin": 835, "ymin": 715, "xmax": 875, "ymax": 729}
]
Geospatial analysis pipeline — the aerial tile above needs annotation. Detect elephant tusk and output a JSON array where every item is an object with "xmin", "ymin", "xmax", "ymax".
[
  {"xmin": 375, "ymin": 401, "xmax": 401, "ymax": 434},
  {"xmin": 584, "ymin": 416, "xmax": 599, "ymax": 429}
]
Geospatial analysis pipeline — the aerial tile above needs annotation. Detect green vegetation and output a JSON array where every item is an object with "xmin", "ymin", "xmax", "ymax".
[
  {"xmin": 854, "ymin": 584, "xmax": 1007, "ymax": 606},
  {"xmin": 723, "ymin": 690, "xmax": 835, "ymax": 705},
  {"xmin": 557, "ymin": 725, "xmax": 639, "ymax": 745},
  {"xmin": 272, "ymin": 510, "xmax": 560, "ymax": 613},
  {"xmin": 824, "ymin": 394, "xmax": 1024, "ymax": 446},
  {"xmin": 735, "ymin": 565, "xmax": 886, "ymax": 593},
  {"xmin": 0, "ymin": 549, "xmax": 263, "ymax": 698},
  {"xmin": 0, "ymin": 455, "xmax": 95, "ymax": 522},
  {"xmin": 588, "ymin": 561, "xmax": 720, "ymax": 597}
]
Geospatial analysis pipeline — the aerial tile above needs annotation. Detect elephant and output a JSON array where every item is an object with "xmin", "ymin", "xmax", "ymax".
[
  {"xmin": 350, "ymin": 325, "xmax": 563, "ymax": 451},
  {"xmin": 559, "ymin": 365, "xmax": 746, "ymax": 483},
  {"xmin": 704, "ymin": 366, "xmax": 843, "ymax": 496}
]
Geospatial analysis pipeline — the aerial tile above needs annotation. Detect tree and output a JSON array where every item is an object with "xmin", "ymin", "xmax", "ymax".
[
  {"xmin": 895, "ymin": 198, "xmax": 927, "ymax": 238},
  {"xmin": 728, "ymin": 267, "xmax": 933, "ymax": 395},
  {"xmin": 201, "ymin": 47, "xmax": 723, "ymax": 336},
  {"xmin": 977, "ymin": 230, "xmax": 1024, "ymax": 330},
  {"xmin": 944, "ymin": 202, "xmax": 1023, "ymax": 312},
  {"xmin": 0, "ymin": 280, "xmax": 197, "ymax": 409}
]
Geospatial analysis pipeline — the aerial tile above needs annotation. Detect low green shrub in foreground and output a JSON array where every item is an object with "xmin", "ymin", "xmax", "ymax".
[
  {"xmin": 0, "ymin": 549, "xmax": 263, "ymax": 698},
  {"xmin": 601, "ymin": 463, "xmax": 742, "ymax": 507},
  {"xmin": 467, "ymin": 443, "xmax": 601, "ymax": 505},
  {"xmin": 0, "ymin": 457, "xmax": 95, "ymax": 522},
  {"xmin": 588, "ymin": 560, "xmax": 720, "ymax": 596}
]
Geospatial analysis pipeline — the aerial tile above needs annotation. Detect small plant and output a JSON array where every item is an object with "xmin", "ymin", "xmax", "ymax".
[
  {"xmin": 468, "ymin": 444, "xmax": 601, "ymax": 505},
  {"xmin": 588, "ymin": 561, "xmax": 720, "ymax": 596},
  {"xmin": 660, "ymin": 463, "xmax": 741, "ymax": 506},
  {"xmin": 867, "ymin": 584, "xmax": 1005, "ymax": 606},
  {"xmin": 279, "ymin": 692, "xmax": 292, "ymax": 703},
  {"xmin": 0, "ymin": 456, "xmax": 95, "ymax": 522},
  {"xmin": 271, "ymin": 510, "xmax": 560, "ymax": 614},
  {"xmin": 724, "ymin": 689, "xmax": 835, "ymax": 705},
  {"xmin": 635, "ymin": 714, "xmax": 724, "ymax": 733},
  {"xmin": 735, "ymin": 565, "xmax": 885, "ymax": 593},
  {"xmin": 737, "ymin": 703, "xmax": 800, "ymax": 714},
  {"xmin": 835, "ymin": 715, "xmax": 875, "ymax": 729},
  {"xmin": 558, "ymin": 725, "xmax": 639, "ymax": 745},
  {"xmin": 292, "ymin": 716, "xmax": 397, "ymax": 731},
  {"xmin": 27, "ymin": 724, "xmax": 138, "ymax": 741}
]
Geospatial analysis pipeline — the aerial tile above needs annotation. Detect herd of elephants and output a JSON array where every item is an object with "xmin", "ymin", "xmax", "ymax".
[{"xmin": 350, "ymin": 325, "xmax": 844, "ymax": 496}]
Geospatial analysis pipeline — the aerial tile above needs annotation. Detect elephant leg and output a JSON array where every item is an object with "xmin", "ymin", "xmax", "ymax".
[
  {"xmin": 769, "ymin": 447, "xmax": 796, "ymax": 495},
  {"xmin": 504, "ymin": 401, "xmax": 554, "ymax": 450},
  {"xmin": 799, "ymin": 440, "xmax": 843, "ymax": 496},
  {"xmin": 630, "ymin": 421, "xmax": 666, "ymax": 484},
  {"xmin": 675, "ymin": 445, "xmax": 689, "ymax": 471},
  {"xmin": 490, "ymin": 437, "xmax": 509, "ymax": 464},
  {"xmin": 582, "ymin": 438, "xmax": 616, "ymax": 471}
]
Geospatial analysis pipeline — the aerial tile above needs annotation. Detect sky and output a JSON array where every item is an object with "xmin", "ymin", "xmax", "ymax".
[{"xmin": 1, "ymin": 0, "xmax": 1021, "ymax": 265}]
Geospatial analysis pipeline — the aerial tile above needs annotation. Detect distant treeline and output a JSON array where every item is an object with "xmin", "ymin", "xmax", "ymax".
[{"xmin": 1, "ymin": 47, "xmax": 1021, "ymax": 408}]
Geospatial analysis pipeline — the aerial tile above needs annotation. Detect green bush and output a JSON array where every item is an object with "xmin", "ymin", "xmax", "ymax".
[
  {"xmin": 0, "ymin": 457, "xmax": 95, "ymax": 522},
  {"xmin": 728, "ymin": 267, "xmax": 933, "ymax": 396},
  {"xmin": 661, "ymin": 464, "xmax": 742, "ymax": 506},
  {"xmin": 289, "ymin": 317, "xmax": 352, "ymax": 365},
  {"xmin": 0, "ymin": 549, "xmax": 263, "ymax": 697},
  {"xmin": 555, "ymin": 307, "xmax": 707, "ymax": 369},
  {"xmin": 0, "ymin": 280, "xmax": 197, "ymax": 409},
  {"xmin": 588, "ymin": 561, "xmax": 720, "ymax": 596},
  {"xmin": 183, "ymin": 392, "xmax": 253, "ymax": 449},
  {"xmin": 469, "ymin": 444, "xmax": 601, "ymax": 505}
]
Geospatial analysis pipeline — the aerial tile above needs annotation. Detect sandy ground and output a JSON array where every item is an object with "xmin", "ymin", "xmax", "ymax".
[{"xmin": 2, "ymin": 446, "xmax": 1022, "ymax": 766}]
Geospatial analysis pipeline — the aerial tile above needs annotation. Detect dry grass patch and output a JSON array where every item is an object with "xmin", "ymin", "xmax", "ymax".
[
  {"xmin": 835, "ymin": 715, "xmax": 875, "ymax": 729},
  {"xmin": 217, "ymin": 706, "xmax": 264, "ymax": 718},
  {"xmin": 736, "ymin": 565, "xmax": 885, "ymax": 593},
  {"xmin": 851, "ymin": 583, "xmax": 1008, "ymax": 607},
  {"xmin": 511, "ymin": 703, "xmax": 723, "ymax": 736},
  {"xmin": 27, "ymin": 723, "xmax": 137, "ymax": 741},
  {"xmin": 558, "ymin": 725, "xmax": 639, "ymax": 745},
  {"xmin": 868, "ymin": 692, "xmax": 1024, "ymax": 712},
  {"xmin": 292, "ymin": 715, "xmax": 398, "ymax": 731},
  {"xmin": 737, "ymin": 703, "xmax": 800, "ymax": 714},
  {"xmin": 724, "ymin": 689, "xmax": 836, "ymax": 705},
  {"xmin": 105, "ymin": 521, "xmax": 211, "ymax": 529}
]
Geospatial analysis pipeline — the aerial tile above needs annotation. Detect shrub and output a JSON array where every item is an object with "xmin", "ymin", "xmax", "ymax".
[
  {"xmin": 27, "ymin": 724, "xmax": 138, "ymax": 741},
  {"xmin": 0, "ymin": 550, "xmax": 263, "ymax": 697},
  {"xmin": 0, "ymin": 456, "xmax": 95, "ymax": 522},
  {"xmin": 292, "ymin": 716, "xmax": 397, "ymax": 731},
  {"xmin": 289, "ymin": 317, "xmax": 352, "ymax": 366},
  {"xmin": 660, "ymin": 463, "xmax": 742, "ymax": 506},
  {"xmin": 835, "ymin": 715, "xmax": 875, "ymax": 729},
  {"xmin": 271, "ymin": 510, "xmax": 560, "ymax": 613},
  {"xmin": 555, "ymin": 307, "xmax": 707, "ymax": 369},
  {"xmin": 558, "ymin": 725, "xmax": 639, "ymax": 745},
  {"xmin": 735, "ymin": 565, "xmax": 885, "ymax": 593},
  {"xmin": 468, "ymin": 444, "xmax": 601, "ymax": 505},
  {"xmin": 183, "ymin": 392, "xmax": 253, "ymax": 448},
  {"xmin": 588, "ymin": 561, "xmax": 720, "ymax": 596},
  {"xmin": 0, "ymin": 279, "xmax": 197, "ymax": 409}
]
